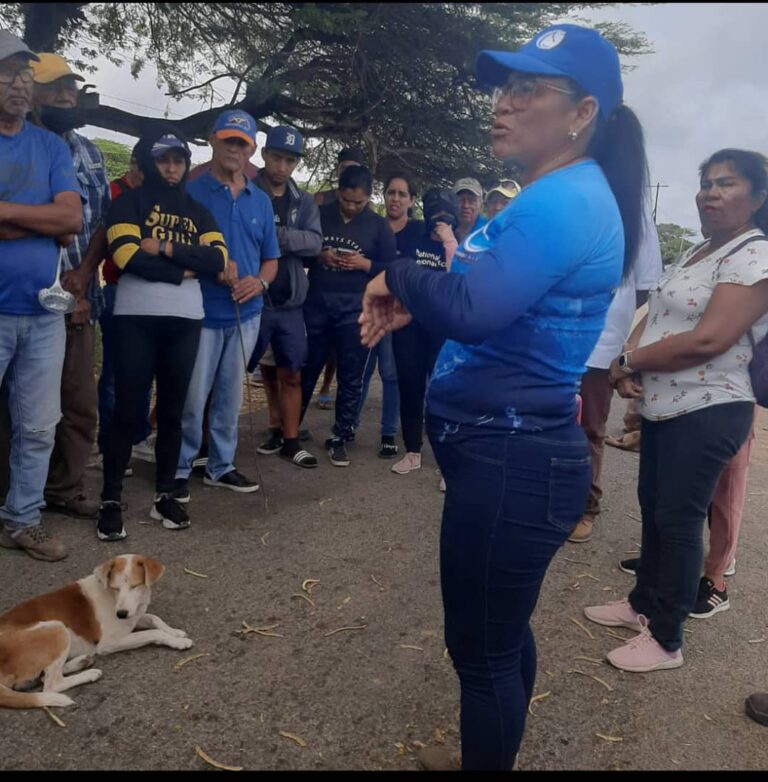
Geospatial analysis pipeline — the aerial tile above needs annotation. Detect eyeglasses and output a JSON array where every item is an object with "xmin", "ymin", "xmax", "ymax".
[
  {"xmin": 491, "ymin": 76, "xmax": 576, "ymax": 111},
  {"xmin": 0, "ymin": 66, "xmax": 34, "ymax": 86}
]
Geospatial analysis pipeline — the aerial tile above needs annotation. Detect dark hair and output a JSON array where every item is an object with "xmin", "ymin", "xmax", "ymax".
[
  {"xmin": 587, "ymin": 105, "xmax": 648, "ymax": 279},
  {"xmin": 568, "ymin": 82, "xmax": 648, "ymax": 279},
  {"xmin": 339, "ymin": 164, "xmax": 373, "ymax": 195},
  {"xmin": 699, "ymin": 149, "xmax": 768, "ymax": 234},
  {"xmin": 338, "ymin": 147, "xmax": 367, "ymax": 165},
  {"xmin": 384, "ymin": 173, "xmax": 418, "ymax": 200}
]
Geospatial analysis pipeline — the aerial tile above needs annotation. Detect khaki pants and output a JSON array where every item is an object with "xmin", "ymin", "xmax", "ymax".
[{"xmin": 579, "ymin": 368, "xmax": 614, "ymax": 519}]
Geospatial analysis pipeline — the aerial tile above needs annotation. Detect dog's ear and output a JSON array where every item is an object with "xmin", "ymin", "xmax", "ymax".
[
  {"xmin": 94, "ymin": 558, "xmax": 116, "ymax": 588},
  {"xmin": 140, "ymin": 557, "xmax": 165, "ymax": 586}
]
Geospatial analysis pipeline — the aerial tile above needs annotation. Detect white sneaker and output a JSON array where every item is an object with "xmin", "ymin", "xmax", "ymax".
[
  {"xmin": 391, "ymin": 452, "xmax": 421, "ymax": 475},
  {"xmin": 131, "ymin": 435, "xmax": 156, "ymax": 463},
  {"xmin": 725, "ymin": 558, "xmax": 736, "ymax": 577}
]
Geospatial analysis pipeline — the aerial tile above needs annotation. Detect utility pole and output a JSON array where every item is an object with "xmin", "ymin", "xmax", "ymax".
[{"xmin": 647, "ymin": 182, "xmax": 669, "ymax": 224}]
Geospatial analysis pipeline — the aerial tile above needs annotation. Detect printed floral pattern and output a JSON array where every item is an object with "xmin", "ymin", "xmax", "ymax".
[{"xmin": 639, "ymin": 230, "xmax": 768, "ymax": 420}]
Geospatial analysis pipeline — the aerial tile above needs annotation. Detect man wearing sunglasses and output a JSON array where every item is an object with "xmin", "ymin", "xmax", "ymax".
[{"xmin": 0, "ymin": 31, "xmax": 82, "ymax": 563}]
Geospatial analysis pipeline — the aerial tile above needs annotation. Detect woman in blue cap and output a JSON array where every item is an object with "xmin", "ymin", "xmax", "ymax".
[{"xmin": 360, "ymin": 24, "xmax": 648, "ymax": 770}]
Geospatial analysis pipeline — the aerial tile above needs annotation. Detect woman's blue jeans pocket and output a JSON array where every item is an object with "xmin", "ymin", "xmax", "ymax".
[{"xmin": 547, "ymin": 455, "xmax": 591, "ymax": 533}]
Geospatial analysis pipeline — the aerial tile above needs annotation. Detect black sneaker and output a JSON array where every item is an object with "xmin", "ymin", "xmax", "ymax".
[
  {"xmin": 97, "ymin": 501, "xmax": 127, "ymax": 542},
  {"xmin": 689, "ymin": 576, "xmax": 729, "ymax": 619},
  {"xmin": 257, "ymin": 429, "xmax": 283, "ymax": 455},
  {"xmin": 203, "ymin": 469, "xmax": 259, "ymax": 493},
  {"xmin": 325, "ymin": 436, "xmax": 350, "ymax": 467},
  {"xmin": 150, "ymin": 494, "xmax": 191, "ymax": 530},
  {"xmin": 619, "ymin": 557, "xmax": 639, "ymax": 575},
  {"xmin": 171, "ymin": 478, "xmax": 190, "ymax": 504},
  {"xmin": 378, "ymin": 436, "xmax": 398, "ymax": 459}
]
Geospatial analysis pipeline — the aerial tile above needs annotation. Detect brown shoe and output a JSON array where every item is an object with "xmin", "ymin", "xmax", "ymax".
[
  {"xmin": 415, "ymin": 746, "xmax": 461, "ymax": 772},
  {"xmin": 45, "ymin": 494, "xmax": 99, "ymax": 519},
  {"xmin": 0, "ymin": 524, "xmax": 68, "ymax": 561},
  {"xmin": 568, "ymin": 517, "xmax": 594, "ymax": 543},
  {"xmin": 745, "ymin": 693, "xmax": 768, "ymax": 726}
]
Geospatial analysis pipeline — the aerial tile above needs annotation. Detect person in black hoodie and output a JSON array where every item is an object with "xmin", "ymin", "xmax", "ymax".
[{"xmin": 97, "ymin": 126, "xmax": 228, "ymax": 541}]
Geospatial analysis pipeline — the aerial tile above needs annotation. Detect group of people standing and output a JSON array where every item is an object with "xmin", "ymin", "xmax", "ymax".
[{"xmin": 2, "ymin": 20, "xmax": 767, "ymax": 770}]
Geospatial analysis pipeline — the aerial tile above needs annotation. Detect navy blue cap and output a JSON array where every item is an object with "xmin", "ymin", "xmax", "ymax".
[
  {"xmin": 475, "ymin": 24, "xmax": 623, "ymax": 118},
  {"xmin": 265, "ymin": 125, "xmax": 304, "ymax": 156},
  {"xmin": 150, "ymin": 133, "xmax": 190, "ymax": 159},
  {"xmin": 213, "ymin": 109, "xmax": 257, "ymax": 147}
]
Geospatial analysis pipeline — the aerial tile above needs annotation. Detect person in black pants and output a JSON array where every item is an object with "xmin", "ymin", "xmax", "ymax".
[
  {"xmin": 300, "ymin": 165, "xmax": 397, "ymax": 467},
  {"xmin": 97, "ymin": 127, "xmax": 228, "ymax": 541},
  {"xmin": 391, "ymin": 188, "xmax": 458, "ymax": 477}
]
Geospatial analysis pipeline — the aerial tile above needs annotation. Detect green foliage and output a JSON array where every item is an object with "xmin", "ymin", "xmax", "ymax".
[
  {"xmin": 657, "ymin": 222, "xmax": 697, "ymax": 266},
  {"xmin": 91, "ymin": 137, "xmax": 132, "ymax": 181}
]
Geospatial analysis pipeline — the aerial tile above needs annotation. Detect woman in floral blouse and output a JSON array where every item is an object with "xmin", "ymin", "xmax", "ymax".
[{"xmin": 584, "ymin": 148, "xmax": 768, "ymax": 672}]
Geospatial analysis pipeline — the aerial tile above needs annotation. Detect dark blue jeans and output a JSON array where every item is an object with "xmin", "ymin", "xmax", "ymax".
[
  {"xmin": 427, "ymin": 415, "xmax": 590, "ymax": 770},
  {"xmin": 98, "ymin": 283, "xmax": 151, "ymax": 453},
  {"xmin": 300, "ymin": 291, "xmax": 368, "ymax": 441},
  {"xmin": 629, "ymin": 401, "xmax": 753, "ymax": 651}
]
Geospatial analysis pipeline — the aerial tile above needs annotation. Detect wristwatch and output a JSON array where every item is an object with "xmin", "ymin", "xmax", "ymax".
[
  {"xmin": 158, "ymin": 239, "xmax": 168, "ymax": 257},
  {"xmin": 617, "ymin": 350, "xmax": 634, "ymax": 374},
  {"xmin": 258, "ymin": 276, "xmax": 270, "ymax": 292}
]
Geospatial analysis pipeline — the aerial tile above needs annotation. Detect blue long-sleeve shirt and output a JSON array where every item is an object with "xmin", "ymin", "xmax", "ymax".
[{"xmin": 386, "ymin": 160, "xmax": 624, "ymax": 432}]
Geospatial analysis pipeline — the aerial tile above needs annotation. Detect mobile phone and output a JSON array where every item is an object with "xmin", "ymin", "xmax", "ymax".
[{"xmin": 336, "ymin": 248, "xmax": 355, "ymax": 254}]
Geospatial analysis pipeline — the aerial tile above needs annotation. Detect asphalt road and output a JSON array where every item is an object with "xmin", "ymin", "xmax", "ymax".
[{"xmin": 2, "ymin": 389, "xmax": 767, "ymax": 770}]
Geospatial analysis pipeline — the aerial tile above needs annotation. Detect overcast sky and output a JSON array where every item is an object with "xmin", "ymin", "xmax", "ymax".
[{"xmin": 75, "ymin": 3, "xmax": 768, "ymax": 234}]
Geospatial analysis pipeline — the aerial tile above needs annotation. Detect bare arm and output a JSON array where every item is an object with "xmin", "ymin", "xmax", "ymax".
[
  {"xmin": 0, "ymin": 191, "xmax": 82, "ymax": 236},
  {"xmin": 631, "ymin": 281, "xmax": 768, "ymax": 373}
]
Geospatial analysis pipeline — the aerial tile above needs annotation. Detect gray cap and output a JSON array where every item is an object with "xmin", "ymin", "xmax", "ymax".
[
  {"xmin": 452, "ymin": 177, "xmax": 483, "ymax": 199},
  {"xmin": 0, "ymin": 30, "xmax": 40, "ymax": 63}
]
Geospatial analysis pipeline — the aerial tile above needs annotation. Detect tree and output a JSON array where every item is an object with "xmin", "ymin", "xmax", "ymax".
[
  {"xmin": 657, "ymin": 222, "xmax": 697, "ymax": 266},
  {"xmin": 91, "ymin": 137, "xmax": 132, "ymax": 180},
  {"xmin": 4, "ymin": 3, "xmax": 652, "ymax": 189}
]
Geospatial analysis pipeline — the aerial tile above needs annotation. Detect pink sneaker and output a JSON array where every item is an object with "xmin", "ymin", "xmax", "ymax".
[
  {"xmin": 583, "ymin": 599, "xmax": 642, "ymax": 632},
  {"xmin": 606, "ymin": 617, "xmax": 683, "ymax": 672}
]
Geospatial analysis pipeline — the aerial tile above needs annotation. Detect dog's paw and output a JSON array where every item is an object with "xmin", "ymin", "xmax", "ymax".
[
  {"xmin": 42, "ymin": 693, "xmax": 74, "ymax": 708},
  {"xmin": 83, "ymin": 668, "xmax": 103, "ymax": 683},
  {"xmin": 166, "ymin": 627, "xmax": 188, "ymax": 638},
  {"xmin": 166, "ymin": 636, "xmax": 194, "ymax": 650}
]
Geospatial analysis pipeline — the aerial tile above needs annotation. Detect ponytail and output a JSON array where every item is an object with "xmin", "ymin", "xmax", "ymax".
[{"xmin": 586, "ymin": 105, "xmax": 649, "ymax": 280}]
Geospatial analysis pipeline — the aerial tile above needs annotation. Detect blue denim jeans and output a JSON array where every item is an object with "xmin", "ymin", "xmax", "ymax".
[
  {"xmin": 98, "ymin": 282, "xmax": 151, "ymax": 453},
  {"xmin": 427, "ymin": 415, "xmax": 590, "ymax": 770},
  {"xmin": 630, "ymin": 401, "xmax": 752, "ymax": 651},
  {"xmin": 0, "ymin": 314, "xmax": 65, "ymax": 530},
  {"xmin": 176, "ymin": 315, "xmax": 261, "ymax": 481},
  {"xmin": 355, "ymin": 333, "xmax": 399, "ymax": 438}
]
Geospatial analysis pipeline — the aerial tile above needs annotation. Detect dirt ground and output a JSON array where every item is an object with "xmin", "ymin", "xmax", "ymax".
[{"xmin": 2, "ymin": 386, "xmax": 768, "ymax": 771}]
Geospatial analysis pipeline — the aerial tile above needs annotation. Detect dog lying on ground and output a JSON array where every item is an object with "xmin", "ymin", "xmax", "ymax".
[{"xmin": 0, "ymin": 554, "xmax": 192, "ymax": 709}]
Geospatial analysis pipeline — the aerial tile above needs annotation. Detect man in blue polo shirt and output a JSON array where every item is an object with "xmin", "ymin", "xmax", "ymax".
[
  {"xmin": 0, "ymin": 31, "xmax": 83, "ymax": 562},
  {"xmin": 174, "ymin": 109, "xmax": 279, "ymax": 498}
]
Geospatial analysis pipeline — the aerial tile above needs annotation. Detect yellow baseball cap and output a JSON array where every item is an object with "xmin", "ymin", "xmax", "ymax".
[
  {"xmin": 486, "ymin": 181, "xmax": 521, "ymax": 200},
  {"xmin": 31, "ymin": 53, "xmax": 84, "ymax": 85}
]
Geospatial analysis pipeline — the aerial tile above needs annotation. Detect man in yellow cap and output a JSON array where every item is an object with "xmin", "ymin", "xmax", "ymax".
[
  {"xmin": 32, "ymin": 52, "xmax": 110, "ymax": 520},
  {"xmin": 484, "ymin": 180, "xmax": 521, "ymax": 219}
]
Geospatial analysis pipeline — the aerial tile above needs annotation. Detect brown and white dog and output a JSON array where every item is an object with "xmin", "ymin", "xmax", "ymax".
[{"xmin": 0, "ymin": 554, "xmax": 193, "ymax": 709}]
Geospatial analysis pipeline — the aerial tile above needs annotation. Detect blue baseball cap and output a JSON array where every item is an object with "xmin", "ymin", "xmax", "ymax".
[
  {"xmin": 150, "ymin": 133, "xmax": 190, "ymax": 159},
  {"xmin": 265, "ymin": 125, "xmax": 304, "ymax": 156},
  {"xmin": 212, "ymin": 109, "xmax": 257, "ymax": 147},
  {"xmin": 475, "ymin": 24, "xmax": 623, "ymax": 118}
]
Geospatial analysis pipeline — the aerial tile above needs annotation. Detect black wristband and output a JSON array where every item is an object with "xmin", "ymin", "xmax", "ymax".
[{"xmin": 158, "ymin": 239, "xmax": 167, "ymax": 257}]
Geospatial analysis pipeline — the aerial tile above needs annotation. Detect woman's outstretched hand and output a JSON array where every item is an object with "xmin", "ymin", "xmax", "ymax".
[{"xmin": 359, "ymin": 272, "xmax": 412, "ymax": 348}]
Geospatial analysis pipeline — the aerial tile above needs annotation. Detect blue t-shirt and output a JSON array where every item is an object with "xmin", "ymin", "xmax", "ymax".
[
  {"xmin": 187, "ymin": 173, "xmax": 280, "ymax": 328},
  {"xmin": 387, "ymin": 160, "xmax": 623, "ymax": 432},
  {"xmin": 0, "ymin": 121, "xmax": 81, "ymax": 315}
]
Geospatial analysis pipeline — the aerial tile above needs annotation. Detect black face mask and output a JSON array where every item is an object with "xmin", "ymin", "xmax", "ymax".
[{"xmin": 37, "ymin": 105, "xmax": 84, "ymax": 135}]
